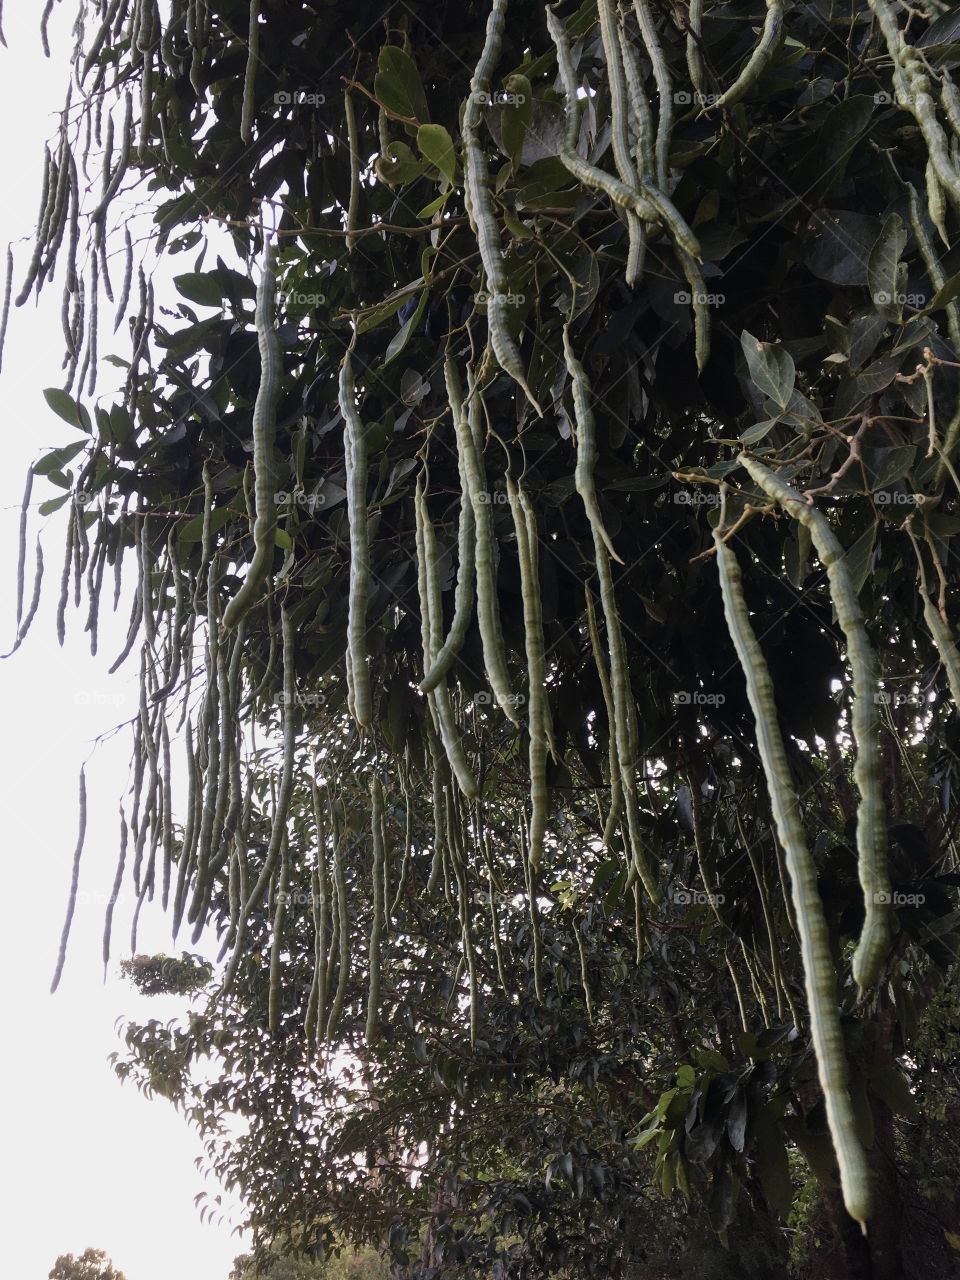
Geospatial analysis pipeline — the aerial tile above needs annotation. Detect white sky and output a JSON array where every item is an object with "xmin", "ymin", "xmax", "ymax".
[{"xmin": 0, "ymin": 8, "xmax": 246, "ymax": 1278}]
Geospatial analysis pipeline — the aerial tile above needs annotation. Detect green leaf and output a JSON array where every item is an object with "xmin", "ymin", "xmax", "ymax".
[
  {"xmin": 927, "ymin": 269, "xmax": 960, "ymax": 313},
  {"xmin": 383, "ymin": 291, "xmax": 429, "ymax": 366},
  {"xmin": 43, "ymin": 387, "xmax": 91, "ymax": 433},
  {"xmin": 841, "ymin": 522, "xmax": 877, "ymax": 596},
  {"xmin": 867, "ymin": 214, "xmax": 908, "ymax": 320},
  {"xmin": 375, "ymin": 141, "xmax": 428, "ymax": 187},
  {"xmin": 754, "ymin": 1111, "xmax": 793, "ymax": 1218},
  {"xmin": 274, "ymin": 527, "xmax": 294, "ymax": 550},
  {"xmin": 741, "ymin": 331, "xmax": 796, "ymax": 409},
  {"xmin": 375, "ymin": 46, "xmax": 428, "ymax": 123},
  {"xmin": 33, "ymin": 441, "xmax": 87, "ymax": 476},
  {"xmin": 39, "ymin": 493, "xmax": 72, "ymax": 516},
  {"xmin": 417, "ymin": 124, "xmax": 456, "ymax": 186},
  {"xmin": 178, "ymin": 506, "xmax": 234, "ymax": 543},
  {"xmin": 866, "ymin": 1063, "xmax": 919, "ymax": 1120},
  {"xmin": 740, "ymin": 418, "xmax": 780, "ymax": 444},
  {"xmin": 500, "ymin": 74, "xmax": 532, "ymax": 170},
  {"xmin": 174, "ymin": 272, "xmax": 225, "ymax": 308}
]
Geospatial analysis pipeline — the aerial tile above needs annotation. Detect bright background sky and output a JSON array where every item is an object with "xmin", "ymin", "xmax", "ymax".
[{"xmin": 0, "ymin": 8, "xmax": 245, "ymax": 1278}]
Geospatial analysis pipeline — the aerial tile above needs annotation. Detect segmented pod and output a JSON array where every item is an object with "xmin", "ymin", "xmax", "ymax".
[
  {"xmin": 339, "ymin": 334, "xmax": 373, "ymax": 727},
  {"xmin": 710, "ymin": 0, "xmax": 785, "ymax": 111}
]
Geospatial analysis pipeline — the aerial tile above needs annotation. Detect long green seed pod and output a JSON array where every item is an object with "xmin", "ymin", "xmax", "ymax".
[
  {"xmin": 457, "ymin": 374, "xmax": 520, "ymax": 724},
  {"xmin": 714, "ymin": 529, "xmax": 872, "ymax": 1232},
  {"xmin": 366, "ymin": 776, "xmax": 385, "ymax": 1044},
  {"xmin": 904, "ymin": 181, "xmax": 960, "ymax": 354},
  {"xmin": 740, "ymin": 455, "xmax": 891, "ymax": 993},
  {"xmin": 339, "ymin": 334, "xmax": 373, "ymax": 726},
  {"xmin": 222, "ymin": 242, "xmax": 281, "ymax": 629},
  {"xmin": 4, "ymin": 538, "xmax": 43, "ymax": 658},
  {"xmin": 463, "ymin": 0, "xmax": 541, "ymax": 414},
  {"xmin": 686, "ymin": 0, "xmax": 707, "ymax": 99},
  {"xmin": 632, "ymin": 0, "xmax": 673, "ymax": 189},
  {"xmin": 415, "ymin": 475, "xmax": 479, "ymax": 797},
  {"xmin": 563, "ymin": 328, "xmax": 621, "ymax": 563},
  {"xmin": 710, "ymin": 0, "xmax": 784, "ymax": 111},
  {"xmin": 507, "ymin": 476, "xmax": 552, "ymax": 868},
  {"xmin": 597, "ymin": 0, "xmax": 643, "ymax": 284},
  {"xmin": 102, "ymin": 805, "xmax": 128, "ymax": 975},
  {"xmin": 619, "ymin": 23, "xmax": 655, "ymax": 185},
  {"xmin": 244, "ymin": 607, "xmax": 297, "ymax": 913},
  {"xmin": 50, "ymin": 768, "xmax": 87, "ymax": 993},
  {"xmin": 923, "ymin": 596, "xmax": 960, "ymax": 709},
  {"xmin": 925, "ymin": 160, "xmax": 949, "ymax": 247},
  {"xmin": 585, "ymin": 585, "xmax": 623, "ymax": 847},
  {"xmin": 325, "ymin": 824, "xmax": 352, "ymax": 1041},
  {"xmin": 15, "ymin": 468, "xmax": 33, "ymax": 628},
  {"xmin": 15, "ymin": 147, "xmax": 54, "ymax": 306},
  {"xmin": 90, "ymin": 91, "xmax": 134, "ymax": 224},
  {"xmin": 344, "ymin": 89, "xmax": 361, "ymax": 252},
  {"xmin": 420, "ymin": 360, "xmax": 477, "ymax": 692},
  {"xmin": 389, "ymin": 785, "xmax": 413, "ymax": 919},
  {"xmin": 268, "ymin": 829, "xmax": 290, "ymax": 1033},
  {"xmin": 0, "ymin": 245, "xmax": 14, "ymax": 372},
  {"xmin": 113, "ymin": 225, "xmax": 133, "ymax": 333},
  {"xmin": 241, "ymin": 0, "xmax": 260, "ymax": 144}
]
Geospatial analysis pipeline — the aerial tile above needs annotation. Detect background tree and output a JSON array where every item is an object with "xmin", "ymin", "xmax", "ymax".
[
  {"xmin": 8, "ymin": 1, "xmax": 960, "ymax": 1278},
  {"xmin": 49, "ymin": 1247, "xmax": 128, "ymax": 1280}
]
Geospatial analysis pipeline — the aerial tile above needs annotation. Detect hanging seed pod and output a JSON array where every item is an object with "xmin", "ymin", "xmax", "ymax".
[
  {"xmin": 3, "ymin": 538, "xmax": 43, "ymax": 658},
  {"xmin": 268, "ymin": 829, "xmax": 290, "ymax": 1033},
  {"xmin": 222, "ymin": 243, "xmax": 281, "ymax": 629},
  {"xmin": 50, "ymin": 768, "xmax": 87, "ymax": 992},
  {"xmin": 715, "ymin": 525, "xmax": 872, "ymax": 1232},
  {"xmin": 922, "ymin": 595, "xmax": 960, "ymax": 709},
  {"xmin": 366, "ymin": 776, "xmax": 385, "ymax": 1044},
  {"xmin": 344, "ymin": 89, "xmax": 361, "ymax": 251},
  {"xmin": 339, "ymin": 333, "xmax": 373, "ymax": 726},
  {"xmin": 709, "ymin": 0, "xmax": 785, "ymax": 111},
  {"xmin": 325, "ymin": 823, "xmax": 352, "ymax": 1041},
  {"xmin": 241, "ymin": 0, "xmax": 260, "ymax": 144},
  {"xmin": 631, "ymin": 0, "xmax": 673, "ymax": 189},
  {"xmin": 597, "ymin": 0, "xmax": 643, "ymax": 284},
  {"xmin": 740, "ymin": 455, "xmax": 892, "ymax": 994},
  {"xmin": 91, "ymin": 91, "xmax": 134, "ymax": 225}
]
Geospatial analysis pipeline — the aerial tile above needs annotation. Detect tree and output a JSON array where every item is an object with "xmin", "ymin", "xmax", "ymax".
[
  {"xmin": 49, "ymin": 1247, "xmax": 127, "ymax": 1280},
  {"xmin": 9, "ymin": 2, "xmax": 960, "ymax": 1278}
]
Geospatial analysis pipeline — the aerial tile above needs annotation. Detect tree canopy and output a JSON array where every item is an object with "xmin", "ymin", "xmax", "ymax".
[{"xmin": 7, "ymin": 0, "xmax": 960, "ymax": 1277}]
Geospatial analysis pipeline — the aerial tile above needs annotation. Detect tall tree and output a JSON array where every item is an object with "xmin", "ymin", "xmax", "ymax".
[{"xmin": 6, "ymin": 2, "xmax": 960, "ymax": 1277}]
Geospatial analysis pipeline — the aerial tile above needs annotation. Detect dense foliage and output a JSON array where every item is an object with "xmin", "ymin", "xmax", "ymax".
[
  {"xmin": 8, "ymin": 1, "xmax": 960, "ymax": 1277},
  {"xmin": 49, "ymin": 1247, "xmax": 128, "ymax": 1280}
]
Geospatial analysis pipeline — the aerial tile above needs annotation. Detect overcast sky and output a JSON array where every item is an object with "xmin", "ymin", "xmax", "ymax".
[{"xmin": 0, "ymin": 8, "xmax": 245, "ymax": 1278}]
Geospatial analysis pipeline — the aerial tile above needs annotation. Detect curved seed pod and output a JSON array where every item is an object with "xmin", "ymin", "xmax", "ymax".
[
  {"xmin": 416, "ymin": 475, "xmax": 479, "ymax": 797},
  {"xmin": 91, "ymin": 91, "xmax": 134, "ymax": 224},
  {"xmin": 632, "ymin": 0, "xmax": 672, "ymax": 189},
  {"xmin": 344, "ymin": 89, "xmax": 361, "ymax": 251},
  {"xmin": 15, "ymin": 468, "xmax": 33, "ymax": 628},
  {"xmin": 172, "ymin": 718, "xmax": 199, "ymax": 937},
  {"xmin": 686, "ymin": 0, "xmax": 707, "ymax": 99},
  {"xmin": 15, "ymin": 147, "xmax": 53, "ymax": 306},
  {"xmin": 619, "ymin": 19, "xmax": 655, "ymax": 185},
  {"xmin": 519, "ymin": 816, "xmax": 543, "ymax": 1001},
  {"xmin": 710, "ymin": 0, "xmax": 785, "ymax": 112},
  {"xmin": 420, "ymin": 360, "xmax": 477, "ymax": 692},
  {"xmin": 51, "ymin": 768, "xmax": 87, "ymax": 992},
  {"xmin": 943, "ymin": 73, "xmax": 960, "ymax": 141},
  {"xmin": 0, "ymin": 244, "xmax": 12, "ymax": 374},
  {"xmin": 463, "ymin": 0, "xmax": 541, "ymax": 414},
  {"xmin": 268, "ymin": 829, "xmax": 290, "ymax": 1033},
  {"xmin": 222, "ymin": 243, "xmax": 281, "ymax": 629},
  {"xmin": 325, "ymin": 823, "xmax": 352, "ymax": 1041},
  {"xmin": 739, "ymin": 455, "xmax": 891, "ymax": 993},
  {"xmin": 575, "ymin": 918, "xmax": 594, "ymax": 1021},
  {"xmin": 160, "ymin": 720, "xmax": 173, "ymax": 909},
  {"xmin": 3, "ymin": 538, "xmax": 43, "ymax": 659},
  {"xmin": 507, "ymin": 476, "xmax": 552, "ymax": 868},
  {"xmin": 905, "ymin": 181, "xmax": 960, "ymax": 355},
  {"xmin": 923, "ymin": 596, "xmax": 960, "ymax": 709},
  {"xmin": 102, "ymin": 805, "xmax": 128, "ymax": 975},
  {"xmin": 113, "ymin": 225, "xmax": 134, "ymax": 332},
  {"xmin": 563, "ymin": 328, "xmax": 621, "ymax": 563},
  {"xmin": 715, "ymin": 529, "xmax": 872, "ymax": 1232},
  {"xmin": 241, "ymin": 0, "xmax": 260, "ymax": 144},
  {"xmin": 678, "ymin": 248, "xmax": 711, "ymax": 370},
  {"xmin": 926, "ymin": 160, "xmax": 949, "ymax": 247},
  {"xmin": 339, "ymin": 334, "xmax": 373, "ymax": 725},
  {"xmin": 585, "ymin": 585, "xmax": 623, "ymax": 847},
  {"xmin": 597, "ymin": 0, "xmax": 643, "ymax": 284},
  {"xmin": 455, "ymin": 375, "xmax": 519, "ymax": 724},
  {"xmin": 366, "ymin": 776, "xmax": 385, "ymax": 1044},
  {"xmin": 244, "ymin": 607, "xmax": 297, "ymax": 913},
  {"xmin": 56, "ymin": 513, "xmax": 75, "ymax": 647},
  {"xmin": 389, "ymin": 785, "xmax": 413, "ymax": 920}
]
